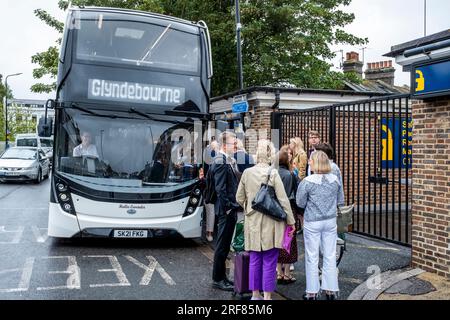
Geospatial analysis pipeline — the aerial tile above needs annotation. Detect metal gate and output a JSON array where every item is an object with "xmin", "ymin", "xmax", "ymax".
[{"xmin": 272, "ymin": 94, "xmax": 412, "ymax": 246}]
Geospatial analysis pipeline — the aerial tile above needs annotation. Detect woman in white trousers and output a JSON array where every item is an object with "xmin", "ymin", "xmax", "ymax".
[{"xmin": 296, "ymin": 151, "xmax": 345, "ymax": 300}]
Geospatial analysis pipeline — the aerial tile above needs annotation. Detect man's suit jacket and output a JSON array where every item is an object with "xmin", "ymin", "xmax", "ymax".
[{"xmin": 211, "ymin": 153, "xmax": 240, "ymax": 216}]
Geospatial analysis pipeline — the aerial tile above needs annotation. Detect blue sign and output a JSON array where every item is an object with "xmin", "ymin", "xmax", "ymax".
[
  {"xmin": 412, "ymin": 58, "xmax": 450, "ymax": 98},
  {"xmin": 381, "ymin": 118, "xmax": 412, "ymax": 169},
  {"xmin": 232, "ymin": 101, "xmax": 249, "ymax": 113}
]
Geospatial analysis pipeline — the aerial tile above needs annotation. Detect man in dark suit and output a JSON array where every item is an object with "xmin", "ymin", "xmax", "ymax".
[
  {"xmin": 233, "ymin": 138, "xmax": 255, "ymax": 174},
  {"xmin": 210, "ymin": 131, "xmax": 240, "ymax": 291}
]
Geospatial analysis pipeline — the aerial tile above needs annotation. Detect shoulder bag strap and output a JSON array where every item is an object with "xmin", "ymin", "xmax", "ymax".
[{"xmin": 266, "ymin": 167, "xmax": 274, "ymax": 185}]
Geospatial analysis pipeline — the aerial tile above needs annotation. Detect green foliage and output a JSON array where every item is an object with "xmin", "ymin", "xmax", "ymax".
[
  {"xmin": 0, "ymin": 76, "xmax": 35, "ymax": 142},
  {"xmin": 32, "ymin": 0, "xmax": 367, "ymax": 96},
  {"xmin": 6, "ymin": 104, "xmax": 38, "ymax": 140},
  {"xmin": 0, "ymin": 74, "xmax": 13, "ymax": 141}
]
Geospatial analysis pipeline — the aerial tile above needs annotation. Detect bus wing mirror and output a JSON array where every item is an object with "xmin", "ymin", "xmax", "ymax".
[
  {"xmin": 46, "ymin": 99, "xmax": 56, "ymax": 109},
  {"xmin": 38, "ymin": 99, "xmax": 54, "ymax": 137},
  {"xmin": 38, "ymin": 117, "xmax": 53, "ymax": 137}
]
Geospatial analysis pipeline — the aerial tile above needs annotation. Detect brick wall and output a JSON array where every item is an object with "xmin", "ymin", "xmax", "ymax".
[
  {"xmin": 411, "ymin": 98, "xmax": 450, "ymax": 279},
  {"xmin": 244, "ymin": 106, "xmax": 273, "ymax": 156}
]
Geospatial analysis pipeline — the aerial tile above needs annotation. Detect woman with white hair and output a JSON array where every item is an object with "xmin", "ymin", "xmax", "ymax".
[
  {"xmin": 296, "ymin": 151, "xmax": 345, "ymax": 300},
  {"xmin": 236, "ymin": 140, "xmax": 296, "ymax": 300}
]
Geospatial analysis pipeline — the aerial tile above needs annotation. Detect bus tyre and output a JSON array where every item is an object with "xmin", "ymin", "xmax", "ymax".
[{"xmin": 35, "ymin": 169, "xmax": 42, "ymax": 184}]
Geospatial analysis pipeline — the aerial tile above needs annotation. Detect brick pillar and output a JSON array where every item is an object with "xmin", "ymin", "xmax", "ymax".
[
  {"xmin": 411, "ymin": 98, "xmax": 450, "ymax": 279},
  {"xmin": 244, "ymin": 106, "xmax": 273, "ymax": 155}
]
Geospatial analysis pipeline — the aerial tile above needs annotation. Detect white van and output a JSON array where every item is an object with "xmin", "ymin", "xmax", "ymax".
[{"xmin": 15, "ymin": 134, "xmax": 54, "ymax": 163}]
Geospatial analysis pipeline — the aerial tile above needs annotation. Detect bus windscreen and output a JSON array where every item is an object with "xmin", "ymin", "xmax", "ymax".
[{"xmin": 75, "ymin": 12, "xmax": 200, "ymax": 73}]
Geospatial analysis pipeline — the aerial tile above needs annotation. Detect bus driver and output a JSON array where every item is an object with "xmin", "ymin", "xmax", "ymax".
[{"xmin": 73, "ymin": 131, "xmax": 99, "ymax": 158}]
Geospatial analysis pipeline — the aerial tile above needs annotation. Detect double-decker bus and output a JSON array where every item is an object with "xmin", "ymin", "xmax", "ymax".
[{"xmin": 44, "ymin": 6, "xmax": 213, "ymax": 239}]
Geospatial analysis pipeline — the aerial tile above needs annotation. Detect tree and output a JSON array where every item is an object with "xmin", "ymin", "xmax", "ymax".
[
  {"xmin": 32, "ymin": 0, "xmax": 366, "ymax": 96},
  {"xmin": 0, "ymin": 74, "xmax": 13, "ymax": 142}
]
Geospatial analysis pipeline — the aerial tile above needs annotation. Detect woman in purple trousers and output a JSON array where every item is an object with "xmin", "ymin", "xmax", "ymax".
[{"xmin": 236, "ymin": 140, "xmax": 296, "ymax": 300}]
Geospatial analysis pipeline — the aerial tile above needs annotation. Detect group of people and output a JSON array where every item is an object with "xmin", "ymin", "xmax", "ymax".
[{"xmin": 205, "ymin": 130, "xmax": 345, "ymax": 301}]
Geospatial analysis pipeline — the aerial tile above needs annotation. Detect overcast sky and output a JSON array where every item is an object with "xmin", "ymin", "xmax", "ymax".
[{"xmin": 0, "ymin": 0, "xmax": 449, "ymax": 100}]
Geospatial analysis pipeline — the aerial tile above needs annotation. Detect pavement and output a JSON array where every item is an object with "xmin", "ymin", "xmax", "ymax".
[
  {"xmin": 271, "ymin": 232, "xmax": 413, "ymax": 300},
  {"xmin": 202, "ymin": 230, "xmax": 416, "ymax": 300},
  {"xmin": 268, "ymin": 232, "xmax": 449, "ymax": 300}
]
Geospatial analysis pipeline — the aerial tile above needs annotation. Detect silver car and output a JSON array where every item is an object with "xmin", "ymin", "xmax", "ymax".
[{"xmin": 0, "ymin": 147, "xmax": 50, "ymax": 183}]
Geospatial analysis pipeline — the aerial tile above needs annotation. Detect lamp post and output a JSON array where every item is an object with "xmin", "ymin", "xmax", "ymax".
[
  {"xmin": 4, "ymin": 73, "xmax": 22, "ymax": 149},
  {"xmin": 235, "ymin": 0, "xmax": 245, "ymax": 131},
  {"xmin": 424, "ymin": 0, "xmax": 427, "ymax": 37}
]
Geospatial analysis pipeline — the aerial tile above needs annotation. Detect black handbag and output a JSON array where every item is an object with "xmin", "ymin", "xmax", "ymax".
[{"xmin": 251, "ymin": 168, "xmax": 287, "ymax": 222}]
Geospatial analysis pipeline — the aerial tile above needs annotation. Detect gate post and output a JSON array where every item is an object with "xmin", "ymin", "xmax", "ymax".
[
  {"xmin": 329, "ymin": 107, "xmax": 337, "ymax": 160},
  {"xmin": 271, "ymin": 112, "xmax": 282, "ymax": 147}
]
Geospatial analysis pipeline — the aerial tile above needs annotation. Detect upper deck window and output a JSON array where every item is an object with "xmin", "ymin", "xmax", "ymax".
[{"xmin": 75, "ymin": 12, "xmax": 200, "ymax": 74}]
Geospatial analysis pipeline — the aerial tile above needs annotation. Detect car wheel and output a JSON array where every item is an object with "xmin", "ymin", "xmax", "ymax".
[{"xmin": 35, "ymin": 169, "xmax": 42, "ymax": 184}]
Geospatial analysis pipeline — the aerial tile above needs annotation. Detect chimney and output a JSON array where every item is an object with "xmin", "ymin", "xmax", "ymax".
[
  {"xmin": 365, "ymin": 60, "xmax": 395, "ymax": 86},
  {"xmin": 343, "ymin": 51, "xmax": 363, "ymax": 79}
]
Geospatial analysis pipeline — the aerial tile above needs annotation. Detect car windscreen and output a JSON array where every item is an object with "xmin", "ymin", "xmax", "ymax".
[
  {"xmin": 1, "ymin": 148, "xmax": 37, "ymax": 160},
  {"xmin": 76, "ymin": 12, "xmax": 200, "ymax": 74},
  {"xmin": 16, "ymin": 138, "xmax": 38, "ymax": 148}
]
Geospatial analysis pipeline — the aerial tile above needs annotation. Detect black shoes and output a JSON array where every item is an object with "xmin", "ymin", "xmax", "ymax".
[
  {"xmin": 325, "ymin": 293, "xmax": 336, "ymax": 300},
  {"xmin": 212, "ymin": 280, "xmax": 234, "ymax": 292},
  {"xmin": 224, "ymin": 278, "xmax": 234, "ymax": 286}
]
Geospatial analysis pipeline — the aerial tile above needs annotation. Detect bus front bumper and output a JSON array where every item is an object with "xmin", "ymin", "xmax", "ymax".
[{"xmin": 47, "ymin": 203, "xmax": 203, "ymax": 239}]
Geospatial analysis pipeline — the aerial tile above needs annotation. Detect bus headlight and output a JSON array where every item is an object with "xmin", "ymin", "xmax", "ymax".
[
  {"xmin": 57, "ymin": 183, "xmax": 67, "ymax": 192},
  {"xmin": 53, "ymin": 176, "xmax": 75, "ymax": 215},
  {"xmin": 186, "ymin": 207, "xmax": 194, "ymax": 214},
  {"xmin": 183, "ymin": 184, "xmax": 203, "ymax": 218}
]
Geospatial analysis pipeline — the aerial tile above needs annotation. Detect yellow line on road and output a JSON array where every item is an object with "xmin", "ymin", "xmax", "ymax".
[{"xmin": 348, "ymin": 244, "xmax": 400, "ymax": 252}]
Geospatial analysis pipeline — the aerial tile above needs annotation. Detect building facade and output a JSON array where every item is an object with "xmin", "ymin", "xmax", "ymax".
[{"xmin": 6, "ymin": 99, "xmax": 54, "ymax": 137}]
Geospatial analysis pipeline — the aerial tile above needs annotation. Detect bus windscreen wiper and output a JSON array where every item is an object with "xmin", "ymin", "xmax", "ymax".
[
  {"xmin": 70, "ymin": 104, "xmax": 118, "ymax": 119},
  {"xmin": 165, "ymin": 109, "xmax": 209, "ymax": 120},
  {"xmin": 140, "ymin": 24, "xmax": 172, "ymax": 62},
  {"xmin": 128, "ymin": 107, "xmax": 155, "ymax": 120},
  {"xmin": 128, "ymin": 108, "xmax": 190, "ymax": 126}
]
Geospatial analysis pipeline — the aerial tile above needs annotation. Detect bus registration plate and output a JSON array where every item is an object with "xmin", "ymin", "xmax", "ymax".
[{"xmin": 113, "ymin": 230, "xmax": 148, "ymax": 238}]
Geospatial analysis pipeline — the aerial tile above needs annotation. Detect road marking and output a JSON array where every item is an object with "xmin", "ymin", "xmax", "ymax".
[
  {"xmin": 31, "ymin": 226, "xmax": 49, "ymax": 243},
  {"xmin": 198, "ymin": 245, "xmax": 232, "ymax": 269},
  {"xmin": 0, "ymin": 257, "xmax": 35, "ymax": 293},
  {"xmin": 0, "ymin": 186, "xmax": 23, "ymax": 201},
  {"xmin": 37, "ymin": 256, "xmax": 81, "ymax": 291},
  {"xmin": 84, "ymin": 255, "xmax": 131, "ymax": 288},
  {"xmin": 348, "ymin": 243, "xmax": 400, "ymax": 252},
  {"xmin": 0, "ymin": 226, "xmax": 24, "ymax": 244},
  {"xmin": 125, "ymin": 255, "xmax": 176, "ymax": 286}
]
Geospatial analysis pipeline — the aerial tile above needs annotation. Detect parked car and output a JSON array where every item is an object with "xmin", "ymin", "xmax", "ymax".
[
  {"xmin": 0, "ymin": 147, "xmax": 50, "ymax": 183},
  {"xmin": 15, "ymin": 134, "xmax": 54, "ymax": 165}
]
